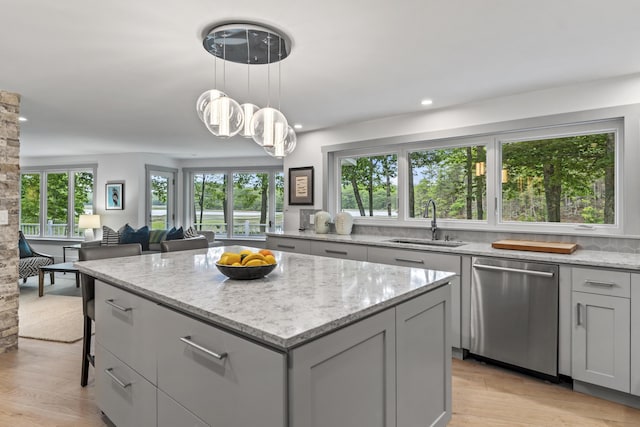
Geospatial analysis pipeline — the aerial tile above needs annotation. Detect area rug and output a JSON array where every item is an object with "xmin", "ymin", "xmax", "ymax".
[{"xmin": 18, "ymin": 292, "xmax": 84, "ymax": 343}]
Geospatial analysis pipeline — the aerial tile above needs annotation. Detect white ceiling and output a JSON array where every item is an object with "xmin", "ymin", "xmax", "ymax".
[{"xmin": 3, "ymin": 0, "xmax": 640, "ymax": 159}]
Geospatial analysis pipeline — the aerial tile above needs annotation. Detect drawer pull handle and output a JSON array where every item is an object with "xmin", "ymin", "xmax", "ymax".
[
  {"xmin": 576, "ymin": 303, "xmax": 583, "ymax": 326},
  {"xmin": 105, "ymin": 299, "xmax": 132, "ymax": 312},
  {"xmin": 395, "ymin": 257, "xmax": 425, "ymax": 265},
  {"xmin": 105, "ymin": 368, "xmax": 131, "ymax": 389},
  {"xmin": 584, "ymin": 280, "xmax": 616, "ymax": 288},
  {"xmin": 180, "ymin": 336, "xmax": 228, "ymax": 360},
  {"xmin": 325, "ymin": 249, "xmax": 348, "ymax": 255},
  {"xmin": 278, "ymin": 244, "xmax": 295, "ymax": 249}
]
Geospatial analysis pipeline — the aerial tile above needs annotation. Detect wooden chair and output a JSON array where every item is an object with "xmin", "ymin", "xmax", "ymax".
[
  {"xmin": 18, "ymin": 230, "xmax": 54, "ymax": 284},
  {"xmin": 77, "ymin": 243, "xmax": 142, "ymax": 387},
  {"xmin": 160, "ymin": 237, "xmax": 209, "ymax": 252}
]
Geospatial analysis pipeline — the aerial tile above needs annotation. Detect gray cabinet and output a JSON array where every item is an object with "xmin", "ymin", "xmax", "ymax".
[
  {"xmin": 154, "ymin": 305, "xmax": 286, "ymax": 427},
  {"xmin": 367, "ymin": 246, "xmax": 462, "ymax": 349},
  {"xmin": 396, "ymin": 284, "xmax": 451, "ymax": 427},
  {"xmin": 96, "ymin": 344, "xmax": 157, "ymax": 427},
  {"xmin": 267, "ymin": 236, "xmax": 311, "ymax": 254},
  {"xmin": 631, "ymin": 274, "xmax": 640, "ymax": 396},
  {"xmin": 571, "ymin": 268, "xmax": 631, "ymax": 392},
  {"xmin": 290, "ymin": 284, "xmax": 452, "ymax": 427},
  {"xmin": 289, "ymin": 308, "xmax": 396, "ymax": 427},
  {"xmin": 309, "ymin": 240, "xmax": 368, "ymax": 261},
  {"xmin": 157, "ymin": 390, "xmax": 209, "ymax": 427}
]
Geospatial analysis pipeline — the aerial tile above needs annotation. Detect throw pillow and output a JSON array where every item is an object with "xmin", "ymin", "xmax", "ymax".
[
  {"xmin": 18, "ymin": 233, "xmax": 33, "ymax": 258},
  {"xmin": 166, "ymin": 226, "xmax": 184, "ymax": 240},
  {"xmin": 149, "ymin": 229, "xmax": 168, "ymax": 244},
  {"xmin": 120, "ymin": 225, "xmax": 150, "ymax": 251},
  {"xmin": 184, "ymin": 226, "xmax": 199, "ymax": 238},
  {"xmin": 101, "ymin": 226, "xmax": 120, "ymax": 246}
]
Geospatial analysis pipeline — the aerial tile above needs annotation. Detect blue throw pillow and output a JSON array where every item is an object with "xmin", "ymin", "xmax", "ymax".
[
  {"xmin": 18, "ymin": 233, "xmax": 33, "ymax": 258},
  {"xmin": 166, "ymin": 226, "xmax": 184, "ymax": 241},
  {"xmin": 120, "ymin": 225, "xmax": 150, "ymax": 251}
]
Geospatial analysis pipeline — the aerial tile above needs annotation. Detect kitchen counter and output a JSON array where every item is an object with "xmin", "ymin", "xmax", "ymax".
[
  {"xmin": 267, "ymin": 231, "xmax": 640, "ymax": 271},
  {"xmin": 75, "ymin": 245, "xmax": 454, "ymax": 350}
]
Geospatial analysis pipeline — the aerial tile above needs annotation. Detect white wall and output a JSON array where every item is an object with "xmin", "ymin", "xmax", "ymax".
[{"xmin": 283, "ymin": 73, "xmax": 640, "ymax": 232}]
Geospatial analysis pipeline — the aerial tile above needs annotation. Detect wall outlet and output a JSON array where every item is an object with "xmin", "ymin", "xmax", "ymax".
[
  {"xmin": 309, "ymin": 214, "xmax": 315, "ymax": 225},
  {"xmin": 0, "ymin": 210, "xmax": 7, "ymax": 225}
]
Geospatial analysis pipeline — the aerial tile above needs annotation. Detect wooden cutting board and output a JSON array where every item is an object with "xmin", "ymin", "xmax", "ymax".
[{"xmin": 491, "ymin": 239, "xmax": 578, "ymax": 254}]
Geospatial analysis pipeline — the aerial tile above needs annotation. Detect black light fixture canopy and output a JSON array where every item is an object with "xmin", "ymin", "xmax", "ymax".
[{"xmin": 203, "ymin": 23, "xmax": 291, "ymax": 65}]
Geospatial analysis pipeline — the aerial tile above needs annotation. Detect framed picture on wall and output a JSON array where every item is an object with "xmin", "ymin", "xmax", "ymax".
[
  {"xmin": 105, "ymin": 182, "xmax": 124, "ymax": 210},
  {"xmin": 289, "ymin": 166, "xmax": 314, "ymax": 205}
]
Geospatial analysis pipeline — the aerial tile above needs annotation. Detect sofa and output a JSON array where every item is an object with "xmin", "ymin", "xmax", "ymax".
[{"xmin": 81, "ymin": 225, "xmax": 215, "ymax": 254}]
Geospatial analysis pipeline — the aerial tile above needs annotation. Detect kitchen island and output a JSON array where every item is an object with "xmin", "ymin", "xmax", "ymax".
[{"xmin": 76, "ymin": 246, "xmax": 455, "ymax": 427}]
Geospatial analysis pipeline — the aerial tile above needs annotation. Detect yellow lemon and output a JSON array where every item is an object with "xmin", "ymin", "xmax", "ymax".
[
  {"xmin": 264, "ymin": 255, "xmax": 276, "ymax": 265},
  {"xmin": 239, "ymin": 249, "xmax": 252, "ymax": 256},
  {"xmin": 231, "ymin": 262, "xmax": 242, "ymax": 266},
  {"xmin": 226, "ymin": 253, "xmax": 241, "ymax": 265},
  {"xmin": 219, "ymin": 255, "xmax": 229, "ymax": 265}
]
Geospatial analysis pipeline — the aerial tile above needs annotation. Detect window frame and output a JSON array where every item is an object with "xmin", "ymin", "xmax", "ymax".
[
  {"xmin": 20, "ymin": 164, "xmax": 97, "ymax": 239},
  {"xmin": 183, "ymin": 166, "xmax": 283, "ymax": 239},
  {"xmin": 326, "ymin": 117, "xmax": 624, "ymax": 236}
]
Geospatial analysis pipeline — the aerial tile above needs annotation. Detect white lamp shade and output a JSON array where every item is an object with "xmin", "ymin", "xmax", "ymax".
[{"xmin": 78, "ymin": 214, "xmax": 101, "ymax": 229}]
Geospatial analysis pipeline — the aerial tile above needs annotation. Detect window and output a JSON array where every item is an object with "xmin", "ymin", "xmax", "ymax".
[
  {"xmin": 327, "ymin": 117, "xmax": 622, "ymax": 234},
  {"xmin": 20, "ymin": 166, "xmax": 96, "ymax": 238},
  {"xmin": 146, "ymin": 165, "xmax": 177, "ymax": 230},
  {"xmin": 500, "ymin": 130, "xmax": 616, "ymax": 225},
  {"xmin": 187, "ymin": 167, "xmax": 283, "ymax": 239},
  {"xmin": 339, "ymin": 153, "xmax": 398, "ymax": 217},
  {"xmin": 408, "ymin": 145, "xmax": 486, "ymax": 220}
]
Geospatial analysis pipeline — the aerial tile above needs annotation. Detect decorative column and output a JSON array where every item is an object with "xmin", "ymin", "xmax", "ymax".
[{"xmin": 0, "ymin": 90, "xmax": 21, "ymax": 353}]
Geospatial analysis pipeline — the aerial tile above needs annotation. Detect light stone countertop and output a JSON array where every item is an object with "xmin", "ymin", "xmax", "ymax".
[
  {"xmin": 75, "ymin": 246, "xmax": 454, "ymax": 351},
  {"xmin": 267, "ymin": 231, "xmax": 640, "ymax": 271}
]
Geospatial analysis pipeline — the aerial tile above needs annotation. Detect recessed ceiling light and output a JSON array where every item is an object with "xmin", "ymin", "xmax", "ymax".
[
  {"xmin": 421, "ymin": 99, "xmax": 433, "ymax": 106},
  {"xmin": 18, "ymin": 116, "xmax": 28, "ymax": 122},
  {"xmin": 294, "ymin": 124, "xmax": 303, "ymax": 129}
]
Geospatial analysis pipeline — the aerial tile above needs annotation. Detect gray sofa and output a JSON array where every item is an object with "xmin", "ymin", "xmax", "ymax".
[{"xmin": 81, "ymin": 226, "xmax": 215, "ymax": 254}]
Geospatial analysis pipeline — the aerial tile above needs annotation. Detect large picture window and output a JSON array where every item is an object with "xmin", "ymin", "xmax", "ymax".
[
  {"xmin": 20, "ymin": 166, "xmax": 96, "ymax": 238},
  {"xmin": 408, "ymin": 145, "xmax": 486, "ymax": 220},
  {"xmin": 500, "ymin": 131, "xmax": 616, "ymax": 225},
  {"xmin": 339, "ymin": 154, "xmax": 398, "ymax": 217},
  {"xmin": 188, "ymin": 168, "xmax": 283, "ymax": 239},
  {"xmin": 328, "ymin": 117, "xmax": 621, "ymax": 234}
]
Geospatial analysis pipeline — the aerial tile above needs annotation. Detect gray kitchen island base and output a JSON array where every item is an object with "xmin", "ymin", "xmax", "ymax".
[{"xmin": 94, "ymin": 280, "xmax": 451, "ymax": 427}]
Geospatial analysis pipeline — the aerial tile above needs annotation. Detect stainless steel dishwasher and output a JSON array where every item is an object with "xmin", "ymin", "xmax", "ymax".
[{"xmin": 470, "ymin": 257, "xmax": 559, "ymax": 379}]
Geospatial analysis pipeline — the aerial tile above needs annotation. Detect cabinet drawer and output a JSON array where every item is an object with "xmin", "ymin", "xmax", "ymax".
[
  {"xmin": 267, "ymin": 236, "xmax": 311, "ymax": 254},
  {"xmin": 155, "ymin": 305, "xmax": 286, "ymax": 427},
  {"xmin": 158, "ymin": 389, "xmax": 209, "ymax": 427},
  {"xmin": 368, "ymin": 247, "xmax": 461, "ymax": 274},
  {"xmin": 95, "ymin": 281, "xmax": 158, "ymax": 383},
  {"xmin": 96, "ymin": 344, "xmax": 156, "ymax": 427},
  {"xmin": 310, "ymin": 241, "xmax": 368, "ymax": 261},
  {"xmin": 572, "ymin": 267, "xmax": 630, "ymax": 298}
]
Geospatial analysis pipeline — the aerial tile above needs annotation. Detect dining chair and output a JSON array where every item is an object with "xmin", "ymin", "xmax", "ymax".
[
  {"xmin": 160, "ymin": 237, "xmax": 209, "ymax": 252},
  {"xmin": 77, "ymin": 243, "xmax": 142, "ymax": 387}
]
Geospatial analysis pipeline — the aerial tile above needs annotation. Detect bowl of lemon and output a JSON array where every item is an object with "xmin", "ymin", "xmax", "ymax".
[{"xmin": 215, "ymin": 249, "xmax": 277, "ymax": 280}]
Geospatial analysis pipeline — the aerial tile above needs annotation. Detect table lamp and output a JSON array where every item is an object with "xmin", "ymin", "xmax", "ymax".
[{"xmin": 78, "ymin": 214, "xmax": 101, "ymax": 241}]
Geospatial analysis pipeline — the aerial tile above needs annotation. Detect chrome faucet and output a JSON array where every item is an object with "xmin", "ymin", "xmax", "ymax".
[{"xmin": 423, "ymin": 199, "xmax": 438, "ymax": 240}]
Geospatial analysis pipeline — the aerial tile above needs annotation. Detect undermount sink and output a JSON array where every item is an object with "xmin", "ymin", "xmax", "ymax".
[{"xmin": 385, "ymin": 238, "xmax": 467, "ymax": 248}]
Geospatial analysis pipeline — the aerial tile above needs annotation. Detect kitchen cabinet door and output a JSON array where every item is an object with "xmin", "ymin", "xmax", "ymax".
[
  {"xmin": 572, "ymin": 291, "xmax": 630, "ymax": 392},
  {"xmin": 631, "ymin": 274, "xmax": 640, "ymax": 396},
  {"xmin": 396, "ymin": 284, "xmax": 452, "ymax": 427},
  {"xmin": 309, "ymin": 240, "xmax": 368, "ymax": 261}
]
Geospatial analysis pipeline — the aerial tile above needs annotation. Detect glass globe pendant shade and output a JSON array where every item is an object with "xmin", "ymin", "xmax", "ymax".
[
  {"xmin": 196, "ymin": 89, "xmax": 226, "ymax": 123},
  {"xmin": 204, "ymin": 96, "xmax": 244, "ymax": 138},
  {"xmin": 239, "ymin": 103, "xmax": 260, "ymax": 138},
  {"xmin": 265, "ymin": 126, "xmax": 297, "ymax": 158},
  {"xmin": 251, "ymin": 107, "xmax": 288, "ymax": 147}
]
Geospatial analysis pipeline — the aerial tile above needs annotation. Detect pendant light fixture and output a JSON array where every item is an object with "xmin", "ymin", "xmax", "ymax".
[{"xmin": 199, "ymin": 22, "xmax": 296, "ymax": 156}]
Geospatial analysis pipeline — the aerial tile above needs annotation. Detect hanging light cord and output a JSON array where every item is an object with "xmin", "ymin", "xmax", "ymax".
[
  {"xmin": 246, "ymin": 29, "xmax": 251, "ymax": 99},
  {"xmin": 267, "ymin": 35, "xmax": 271, "ymax": 107},
  {"xmin": 278, "ymin": 36, "xmax": 282, "ymax": 112}
]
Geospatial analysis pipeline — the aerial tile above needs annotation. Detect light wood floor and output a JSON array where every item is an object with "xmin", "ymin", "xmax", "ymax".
[{"xmin": 2, "ymin": 338, "xmax": 640, "ymax": 426}]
